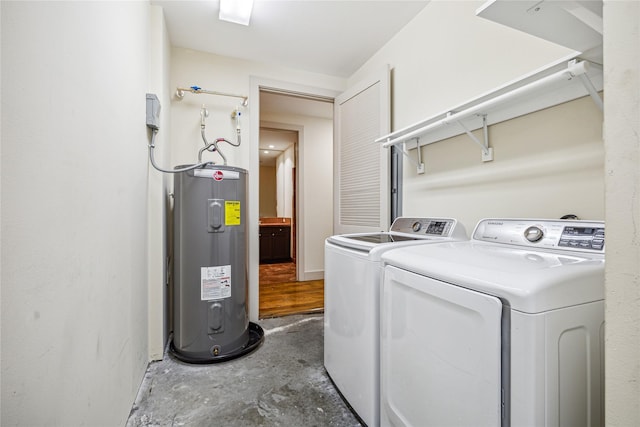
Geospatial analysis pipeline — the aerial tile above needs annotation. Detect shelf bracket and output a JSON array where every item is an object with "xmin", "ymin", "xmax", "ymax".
[
  {"xmin": 454, "ymin": 114, "xmax": 493, "ymax": 162},
  {"xmin": 577, "ymin": 71, "xmax": 604, "ymax": 111},
  {"xmin": 399, "ymin": 139, "xmax": 425, "ymax": 174}
]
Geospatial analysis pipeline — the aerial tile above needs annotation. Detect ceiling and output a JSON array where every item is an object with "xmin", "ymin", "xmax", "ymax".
[
  {"xmin": 259, "ymin": 127, "xmax": 298, "ymax": 166},
  {"xmin": 152, "ymin": 0, "xmax": 429, "ymax": 78}
]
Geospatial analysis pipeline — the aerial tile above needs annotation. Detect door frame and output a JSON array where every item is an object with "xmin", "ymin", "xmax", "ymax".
[{"xmin": 248, "ymin": 77, "xmax": 340, "ymax": 321}]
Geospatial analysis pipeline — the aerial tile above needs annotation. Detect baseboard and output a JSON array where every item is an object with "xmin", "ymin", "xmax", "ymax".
[{"xmin": 299, "ymin": 269, "xmax": 324, "ymax": 281}]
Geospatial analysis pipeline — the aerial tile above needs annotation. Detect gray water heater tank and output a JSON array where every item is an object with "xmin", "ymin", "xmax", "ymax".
[{"xmin": 171, "ymin": 164, "xmax": 263, "ymax": 363}]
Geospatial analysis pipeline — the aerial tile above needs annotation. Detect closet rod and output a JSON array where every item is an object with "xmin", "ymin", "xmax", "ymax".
[
  {"xmin": 377, "ymin": 60, "xmax": 591, "ymax": 149},
  {"xmin": 176, "ymin": 86, "xmax": 248, "ymax": 106}
]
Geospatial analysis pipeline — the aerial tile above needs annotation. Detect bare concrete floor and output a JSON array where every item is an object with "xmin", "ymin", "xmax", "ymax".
[{"xmin": 127, "ymin": 314, "xmax": 363, "ymax": 427}]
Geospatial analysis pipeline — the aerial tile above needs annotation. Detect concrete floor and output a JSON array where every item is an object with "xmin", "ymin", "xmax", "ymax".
[{"xmin": 127, "ymin": 314, "xmax": 363, "ymax": 426}]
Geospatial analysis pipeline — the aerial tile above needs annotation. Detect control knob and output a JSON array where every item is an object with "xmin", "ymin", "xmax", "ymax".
[
  {"xmin": 412, "ymin": 221, "xmax": 422, "ymax": 232},
  {"xmin": 524, "ymin": 226, "xmax": 544, "ymax": 242}
]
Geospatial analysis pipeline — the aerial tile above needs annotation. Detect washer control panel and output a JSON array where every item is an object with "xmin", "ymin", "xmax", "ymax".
[
  {"xmin": 558, "ymin": 226, "xmax": 605, "ymax": 251},
  {"xmin": 390, "ymin": 217, "xmax": 461, "ymax": 237},
  {"xmin": 473, "ymin": 219, "xmax": 605, "ymax": 252}
]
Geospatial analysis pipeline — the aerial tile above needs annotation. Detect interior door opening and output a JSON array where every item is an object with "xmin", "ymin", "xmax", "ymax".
[
  {"xmin": 258, "ymin": 125, "xmax": 298, "ymax": 274},
  {"xmin": 258, "ymin": 89, "xmax": 334, "ymax": 318}
]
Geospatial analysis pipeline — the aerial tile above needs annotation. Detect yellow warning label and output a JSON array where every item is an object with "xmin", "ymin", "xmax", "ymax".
[{"xmin": 225, "ymin": 201, "xmax": 241, "ymax": 226}]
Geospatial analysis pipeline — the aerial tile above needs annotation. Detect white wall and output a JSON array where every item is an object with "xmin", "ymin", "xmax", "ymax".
[
  {"xmin": 406, "ymin": 95, "xmax": 603, "ymax": 228},
  {"xmin": 351, "ymin": 0, "xmax": 602, "ymax": 232},
  {"xmin": 0, "ymin": 0, "xmax": 3, "ymax": 415},
  {"xmin": 1, "ymin": 2, "xmax": 152, "ymax": 425},
  {"xmin": 147, "ymin": 5, "xmax": 172, "ymax": 361},
  {"xmin": 170, "ymin": 48, "xmax": 344, "ymax": 319},
  {"xmin": 276, "ymin": 144, "xmax": 295, "ymax": 219},
  {"xmin": 603, "ymin": 1, "xmax": 640, "ymax": 425},
  {"xmin": 351, "ymin": 1, "xmax": 576, "ymax": 129},
  {"xmin": 259, "ymin": 165, "xmax": 277, "ymax": 217},
  {"xmin": 170, "ymin": 48, "xmax": 344, "ymax": 172}
]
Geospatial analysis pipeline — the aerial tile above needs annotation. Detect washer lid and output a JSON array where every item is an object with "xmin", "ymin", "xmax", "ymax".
[
  {"xmin": 339, "ymin": 233, "xmax": 423, "ymax": 245},
  {"xmin": 326, "ymin": 217, "xmax": 468, "ymax": 254},
  {"xmin": 381, "ymin": 240, "xmax": 604, "ymax": 313}
]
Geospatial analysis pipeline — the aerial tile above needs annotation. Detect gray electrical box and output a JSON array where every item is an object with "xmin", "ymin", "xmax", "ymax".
[{"xmin": 146, "ymin": 93, "xmax": 161, "ymax": 130}]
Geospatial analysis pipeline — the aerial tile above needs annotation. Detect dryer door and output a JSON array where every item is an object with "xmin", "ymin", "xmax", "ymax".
[{"xmin": 381, "ymin": 265, "xmax": 505, "ymax": 427}]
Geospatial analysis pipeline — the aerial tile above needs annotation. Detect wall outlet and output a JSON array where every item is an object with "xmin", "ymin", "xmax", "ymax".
[{"xmin": 146, "ymin": 93, "xmax": 161, "ymax": 130}]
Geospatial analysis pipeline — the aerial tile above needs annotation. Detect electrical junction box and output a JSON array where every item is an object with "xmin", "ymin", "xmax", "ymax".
[{"xmin": 146, "ymin": 93, "xmax": 161, "ymax": 130}]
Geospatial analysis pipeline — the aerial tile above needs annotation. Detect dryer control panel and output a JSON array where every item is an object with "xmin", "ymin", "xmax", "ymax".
[
  {"xmin": 473, "ymin": 219, "xmax": 605, "ymax": 252},
  {"xmin": 390, "ymin": 217, "xmax": 463, "ymax": 237}
]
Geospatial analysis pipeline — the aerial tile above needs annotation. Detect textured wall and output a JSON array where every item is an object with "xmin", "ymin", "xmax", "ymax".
[
  {"xmin": 603, "ymin": 0, "xmax": 640, "ymax": 425},
  {"xmin": 1, "ymin": 2, "xmax": 151, "ymax": 425}
]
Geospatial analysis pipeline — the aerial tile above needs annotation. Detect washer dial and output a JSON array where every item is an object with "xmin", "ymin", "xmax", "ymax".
[{"xmin": 524, "ymin": 226, "xmax": 544, "ymax": 242}]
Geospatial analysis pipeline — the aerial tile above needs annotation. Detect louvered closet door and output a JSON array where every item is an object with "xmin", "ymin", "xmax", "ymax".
[{"xmin": 333, "ymin": 67, "xmax": 390, "ymax": 234}]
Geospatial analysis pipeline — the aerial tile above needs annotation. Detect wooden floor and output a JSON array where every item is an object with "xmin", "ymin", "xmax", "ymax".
[{"xmin": 259, "ymin": 262, "xmax": 324, "ymax": 318}]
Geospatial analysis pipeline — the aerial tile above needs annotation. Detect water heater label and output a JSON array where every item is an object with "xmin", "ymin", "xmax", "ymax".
[
  {"xmin": 201, "ymin": 265, "xmax": 232, "ymax": 301},
  {"xmin": 225, "ymin": 201, "xmax": 241, "ymax": 225}
]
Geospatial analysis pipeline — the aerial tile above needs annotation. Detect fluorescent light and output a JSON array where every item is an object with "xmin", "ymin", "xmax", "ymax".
[{"xmin": 219, "ymin": 0, "xmax": 254, "ymax": 26}]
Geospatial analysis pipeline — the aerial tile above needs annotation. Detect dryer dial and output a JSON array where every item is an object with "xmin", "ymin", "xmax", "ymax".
[
  {"xmin": 412, "ymin": 221, "xmax": 422, "ymax": 232},
  {"xmin": 524, "ymin": 226, "xmax": 544, "ymax": 242}
]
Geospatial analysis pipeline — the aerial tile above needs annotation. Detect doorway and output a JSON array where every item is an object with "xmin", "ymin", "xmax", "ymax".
[
  {"xmin": 257, "ymin": 89, "xmax": 334, "ymax": 318},
  {"xmin": 258, "ymin": 125, "xmax": 298, "ymax": 284}
]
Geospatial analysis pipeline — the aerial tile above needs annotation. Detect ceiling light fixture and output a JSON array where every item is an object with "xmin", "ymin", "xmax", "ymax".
[{"xmin": 219, "ymin": 0, "xmax": 254, "ymax": 26}]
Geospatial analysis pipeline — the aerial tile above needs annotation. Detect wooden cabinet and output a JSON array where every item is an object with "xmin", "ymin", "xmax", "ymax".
[{"xmin": 259, "ymin": 225, "xmax": 291, "ymax": 263}]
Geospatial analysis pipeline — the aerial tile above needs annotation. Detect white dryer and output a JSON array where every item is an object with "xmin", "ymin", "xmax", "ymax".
[
  {"xmin": 380, "ymin": 218, "xmax": 605, "ymax": 427},
  {"xmin": 324, "ymin": 217, "xmax": 467, "ymax": 427}
]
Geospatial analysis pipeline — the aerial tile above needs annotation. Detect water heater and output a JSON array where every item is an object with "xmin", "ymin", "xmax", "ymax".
[{"xmin": 171, "ymin": 164, "xmax": 263, "ymax": 363}]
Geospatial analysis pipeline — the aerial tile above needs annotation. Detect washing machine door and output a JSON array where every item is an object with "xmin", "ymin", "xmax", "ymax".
[{"xmin": 381, "ymin": 265, "xmax": 506, "ymax": 427}]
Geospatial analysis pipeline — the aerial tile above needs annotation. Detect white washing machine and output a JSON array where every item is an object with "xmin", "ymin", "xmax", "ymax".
[
  {"xmin": 324, "ymin": 217, "xmax": 467, "ymax": 427},
  {"xmin": 380, "ymin": 218, "xmax": 605, "ymax": 427}
]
